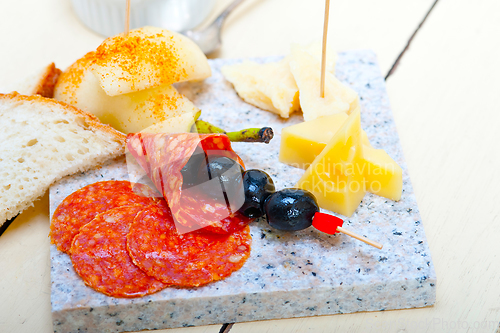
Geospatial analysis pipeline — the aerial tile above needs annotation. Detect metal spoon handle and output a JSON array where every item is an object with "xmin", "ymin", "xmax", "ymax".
[{"xmin": 213, "ymin": 0, "xmax": 246, "ymax": 29}]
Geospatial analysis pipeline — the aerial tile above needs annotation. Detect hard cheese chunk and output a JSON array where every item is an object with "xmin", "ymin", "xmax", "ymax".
[
  {"xmin": 222, "ymin": 57, "xmax": 300, "ymax": 118},
  {"xmin": 221, "ymin": 42, "xmax": 338, "ymax": 118},
  {"xmin": 289, "ymin": 43, "xmax": 360, "ymax": 121},
  {"xmin": 91, "ymin": 27, "xmax": 211, "ymax": 96},
  {"xmin": 295, "ymin": 110, "xmax": 402, "ymax": 217},
  {"xmin": 54, "ymin": 51, "xmax": 199, "ymax": 134},
  {"xmin": 280, "ymin": 113, "xmax": 349, "ymax": 169}
]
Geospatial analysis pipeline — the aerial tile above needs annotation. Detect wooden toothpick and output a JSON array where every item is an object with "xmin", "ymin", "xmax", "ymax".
[
  {"xmin": 320, "ymin": 0, "xmax": 330, "ymax": 98},
  {"xmin": 124, "ymin": 0, "xmax": 131, "ymax": 35},
  {"xmin": 337, "ymin": 226, "xmax": 383, "ymax": 249}
]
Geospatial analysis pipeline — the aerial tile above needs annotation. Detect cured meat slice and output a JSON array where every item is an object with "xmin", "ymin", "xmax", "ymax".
[
  {"xmin": 127, "ymin": 203, "xmax": 251, "ymax": 287},
  {"xmin": 70, "ymin": 205, "xmax": 168, "ymax": 298},
  {"xmin": 126, "ymin": 132, "xmax": 253, "ymax": 234},
  {"xmin": 50, "ymin": 180, "xmax": 159, "ymax": 253}
]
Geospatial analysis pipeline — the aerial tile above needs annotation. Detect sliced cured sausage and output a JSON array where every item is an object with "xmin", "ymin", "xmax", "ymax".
[
  {"xmin": 127, "ymin": 203, "xmax": 251, "ymax": 287},
  {"xmin": 70, "ymin": 205, "xmax": 168, "ymax": 298},
  {"xmin": 50, "ymin": 180, "xmax": 158, "ymax": 253}
]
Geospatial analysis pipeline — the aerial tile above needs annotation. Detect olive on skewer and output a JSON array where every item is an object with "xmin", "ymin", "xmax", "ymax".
[{"xmin": 181, "ymin": 154, "xmax": 382, "ymax": 249}]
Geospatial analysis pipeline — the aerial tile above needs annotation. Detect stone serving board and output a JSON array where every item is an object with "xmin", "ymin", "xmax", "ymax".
[{"xmin": 50, "ymin": 51, "xmax": 436, "ymax": 333}]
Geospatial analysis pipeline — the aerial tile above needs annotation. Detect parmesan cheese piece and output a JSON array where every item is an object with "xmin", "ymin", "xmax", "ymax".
[
  {"xmin": 221, "ymin": 42, "xmax": 338, "ymax": 118},
  {"xmin": 289, "ymin": 44, "xmax": 360, "ymax": 122}
]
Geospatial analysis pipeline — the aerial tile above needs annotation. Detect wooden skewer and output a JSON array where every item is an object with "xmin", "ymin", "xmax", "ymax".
[
  {"xmin": 124, "ymin": 0, "xmax": 131, "ymax": 35},
  {"xmin": 320, "ymin": 0, "xmax": 330, "ymax": 98},
  {"xmin": 336, "ymin": 226, "xmax": 383, "ymax": 249}
]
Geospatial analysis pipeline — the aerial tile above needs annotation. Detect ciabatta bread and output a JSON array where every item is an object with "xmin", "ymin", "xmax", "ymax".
[{"xmin": 0, "ymin": 92, "xmax": 126, "ymax": 226}]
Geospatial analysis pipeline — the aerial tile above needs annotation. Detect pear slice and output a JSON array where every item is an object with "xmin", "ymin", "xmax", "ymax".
[
  {"xmin": 54, "ymin": 52, "xmax": 199, "ymax": 134},
  {"xmin": 90, "ymin": 26, "xmax": 211, "ymax": 96},
  {"xmin": 289, "ymin": 43, "xmax": 359, "ymax": 122}
]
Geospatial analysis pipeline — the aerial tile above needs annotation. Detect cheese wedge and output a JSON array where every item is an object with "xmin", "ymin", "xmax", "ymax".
[
  {"xmin": 221, "ymin": 42, "xmax": 338, "ymax": 118},
  {"xmin": 295, "ymin": 110, "xmax": 402, "ymax": 216},
  {"xmin": 222, "ymin": 57, "xmax": 300, "ymax": 118},
  {"xmin": 280, "ymin": 112, "xmax": 349, "ymax": 169},
  {"xmin": 91, "ymin": 26, "xmax": 211, "ymax": 96},
  {"xmin": 54, "ymin": 52, "xmax": 199, "ymax": 134},
  {"xmin": 289, "ymin": 44, "xmax": 360, "ymax": 121}
]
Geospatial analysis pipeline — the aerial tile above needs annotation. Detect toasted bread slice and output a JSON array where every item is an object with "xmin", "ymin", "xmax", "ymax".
[
  {"xmin": 16, "ymin": 63, "xmax": 62, "ymax": 98},
  {"xmin": 0, "ymin": 92, "xmax": 126, "ymax": 226}
]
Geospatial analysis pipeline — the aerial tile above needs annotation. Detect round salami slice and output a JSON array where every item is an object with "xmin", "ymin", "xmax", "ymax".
[
  {"xmin": 127, "ymin": 203, "xmax": 251, "ymax": 287},
  {"xmin": 50, "ymin": 180, "xmax": 159, "ymax": 253},
  {"xmin": 70, "ymin": 205, "xmax": 168, "ymax": 298}
]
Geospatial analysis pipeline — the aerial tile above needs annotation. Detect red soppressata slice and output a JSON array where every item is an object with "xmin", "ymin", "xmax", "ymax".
[
  {"xmin": 50, "ymin": 180, "xmax": 159, "ymax": 253},
  {"xmin": 127, "ymin": 202, "xmax": 252, "ymax": 287},
  {"xmin": 70, "ymin": 205, "xmax": 168, "ymax": 298}
]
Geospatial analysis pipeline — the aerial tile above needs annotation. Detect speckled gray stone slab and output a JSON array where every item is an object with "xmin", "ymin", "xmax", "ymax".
[{"xmin": 50, "ymin": 51, "xmax": 436, "ymax": 333}]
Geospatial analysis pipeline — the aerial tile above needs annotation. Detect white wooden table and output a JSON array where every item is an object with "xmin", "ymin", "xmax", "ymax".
[{"xmin": 1, "ymin": 0, "xmax": 499, "ymax": 332}]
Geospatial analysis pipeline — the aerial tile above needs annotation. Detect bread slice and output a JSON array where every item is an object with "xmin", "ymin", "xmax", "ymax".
[
  {"xmin": 0, "ymin": 92, "xmax": 126, "ymax": 226},
  {"xmin": 15, "ymin": 63, "xmax": 62, "ymax": 98}
]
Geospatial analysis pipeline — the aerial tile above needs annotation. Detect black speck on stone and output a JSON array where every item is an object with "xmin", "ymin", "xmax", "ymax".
[
  {"xmin": 116, "ymin": 320, "xmax": 124, "ymax": 326},
  {"xmin": 284, "ymin": 300, "xmax": 290, "ymax": 304},
  {"xmin": 260, "ymin": 233, "xmax": 266, "ymax": 239},
  {"xmin": 392, "ymin": 230, "xmax": 403, "ymax": 236},
  {"xmin": 108, "ymin": 312, "xmax": 118, "ymax": 317},
  {"xmin": 356, "ymin": 268, "xmax": 361, "ymax": 273},
  {"xmin": 291, "ymin": 252, "xmax": 296, "ymax": 256},
  {"xmin": 311, "ymin": 272, "xmax": 317, "ymax": 276},
  {"xmin": 379, "ymin": 256, "xmax": 388, "ymax": 262},
  {"xmin": 407, "ymin": 208, "xmax": 413, "ymax": 213},
  {"xmin": 89, "ymin": 308, "xmax": 93, "ymax": 312},
  {"xmin": 418, "ymin": 241, "xmax": 423, "ymax": 244},
  {"xmin": 256, "ymin": 254, "xmax": 262, "ymax": 258},
  {"xmin": 242, "ymin": 297, "xmax": 246, "ymax": 303},
  {"xmin": 170, "ymin": 313, "xmax": 174, "ymax": 318},
  {"xmin": 415, "ymin": 221, "xmax": 421, "ymax": 225},
  {"xmin": 306, "ymin": 307, "xmax": 316, "ymax": 311},
  {"xmin": 265, "ymin": 264, "xmax": 275, "ymax": 269},
  {"xmin": 138, "ymin": 318, "xmax": 142, "ymax": 320},
  {"xmin": 365, "ymin": 83, "xmax": 371, "ymax": 88},
  {"xmin": 356, "ymin": 298, "xmax": 363, "ymax": 302},
  {"xmin": 430, "ymin": 283, "xmax": 435, "ymax": 287}
]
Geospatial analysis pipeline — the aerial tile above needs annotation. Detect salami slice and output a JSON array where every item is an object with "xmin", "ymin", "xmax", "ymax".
[
  {"xmin": 126, "ymin": 133, "xmax": 253, "ymax": 234},
  {"xmin": 127, "ymin": 203, "xmax": 251, "ymax": 287},
  {"xmin": 70, "ymin": 205, "xmax": 168, "ymax": 298},
  {"xmin": 50, "ymin": 180, "xmax": 159, "ymax": 253}
]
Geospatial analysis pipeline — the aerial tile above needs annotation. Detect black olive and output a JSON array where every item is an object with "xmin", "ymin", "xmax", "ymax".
[
  {"xmin": 184, "ymin": 155, "xmax": 244, "ymax": 203},
  {"xmin": 180, "ymin": 145, "xmax": 207, "ymax": 189},
  {"xmin": 264, "ymin": 188, "xmax": 319, "ymax": 231},
  {"xmin": 238, "ymin": 169, "xmax": 275, "ymax": 218},
  {"xmin": 203, "ymin": 156, "xmax": 244, "ymax": 190}
]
